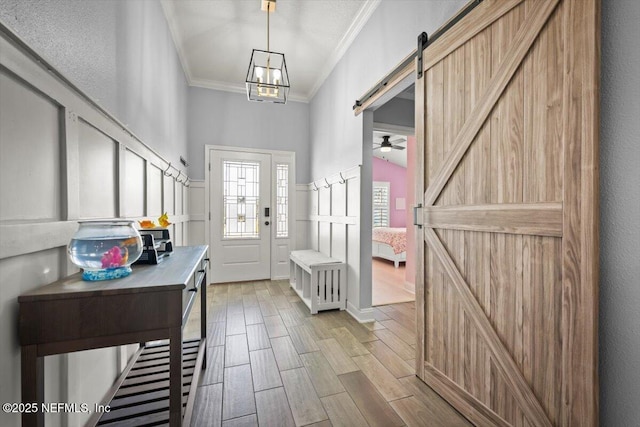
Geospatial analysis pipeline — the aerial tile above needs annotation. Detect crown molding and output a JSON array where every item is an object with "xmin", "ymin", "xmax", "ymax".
[
  {"xmin": 160, "ymin": 0, "xmax": 379, "ymax": 104},
  {"xmin": 160, "ymin": 0, "xmax": 196, "ymax": 85},
  {"xmin": 306, "ymin": 0, "xmax": 381, "ymax": 101}
]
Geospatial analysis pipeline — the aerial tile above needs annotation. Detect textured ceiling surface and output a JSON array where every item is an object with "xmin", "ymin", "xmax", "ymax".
[{"xmin": 161, "ymin": 0, "xmax": 379, "ymax": 102}]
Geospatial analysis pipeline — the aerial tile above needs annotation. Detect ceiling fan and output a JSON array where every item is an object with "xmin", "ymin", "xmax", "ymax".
[{"xmin": 373, "ymin": 135, "xmax": 406, "ymax": 152}]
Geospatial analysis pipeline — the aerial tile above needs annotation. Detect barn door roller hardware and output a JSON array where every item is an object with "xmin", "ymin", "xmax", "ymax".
[
  {"xmin": 416, "ymin": 32, "xmax": 428, "ymax": 79},
  {"xmin": 418, "ymin": 0, "xmax": 484, "ymax": 77},
  {"xmin": 353, "ymin": 0, "xmax": 483, "ymax": 108}
]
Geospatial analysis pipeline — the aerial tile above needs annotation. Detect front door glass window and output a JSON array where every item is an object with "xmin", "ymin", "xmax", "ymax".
[{"xmin": 223, "ymin": 160, "xmax": 260, "ymax": 238}]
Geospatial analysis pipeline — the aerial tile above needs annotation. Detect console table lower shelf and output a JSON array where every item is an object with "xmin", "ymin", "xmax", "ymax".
[{"xmin": 92, "ymin": 339, "xmax": 205, "ymax": 427}]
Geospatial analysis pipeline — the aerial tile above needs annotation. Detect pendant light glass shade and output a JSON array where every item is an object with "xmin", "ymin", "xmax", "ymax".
[{"xmin": 246, "ymin": 49, "xmax": 290, "ymax": 103}]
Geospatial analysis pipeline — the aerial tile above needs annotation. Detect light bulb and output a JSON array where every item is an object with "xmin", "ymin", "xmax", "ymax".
[
  {"xmin": 380, "ymin": 146, "xmax": 392, "ymax": 153},
  {"xmin": 273, "ymin": 69, "xmax": 281, "ymax": 81},
  {"xmin": 255, "ymin": 66, "xmax": 264, "ymax": 78}
]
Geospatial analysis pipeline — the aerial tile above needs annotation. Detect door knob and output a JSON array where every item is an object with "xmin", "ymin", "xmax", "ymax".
[{"xmin": 265, "ymin": 221, "xmax": 270, "ymax": 226}]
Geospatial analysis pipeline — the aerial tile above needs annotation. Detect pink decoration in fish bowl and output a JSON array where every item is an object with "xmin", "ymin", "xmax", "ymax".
[
  {"xmin": 68, "ymin": 220, "xmax": 142, "ymax": 281},
  {"xmin": 101, "ymin": 246, "xmax": 125, "ymax": 268}
]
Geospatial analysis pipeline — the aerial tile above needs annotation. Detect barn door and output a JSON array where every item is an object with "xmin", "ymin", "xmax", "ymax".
[{"xmin": 413, "ymin": 0, "xmax": 599, "ymax": 426}]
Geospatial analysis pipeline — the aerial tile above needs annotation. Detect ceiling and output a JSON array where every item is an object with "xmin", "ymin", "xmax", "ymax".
[
  {"xmin": 395, "ymin": 83, "xmax": 415, "ymax": 101},
  {"xmin": 373, "ymin": 131, "xmax": 407, "ymax": 168},
  {"xmin": 161, "ymin": 0, "xmax": 380, "ymax": 102}
]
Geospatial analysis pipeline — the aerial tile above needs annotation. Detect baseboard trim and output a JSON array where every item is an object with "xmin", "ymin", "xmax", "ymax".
[
  {"xmin": 404, "ymin": 281, "xmax": 416, "ymax": 293},
  {"xmin": 346, "ymin": 301, "xmax": 375, "ymax": 323}
]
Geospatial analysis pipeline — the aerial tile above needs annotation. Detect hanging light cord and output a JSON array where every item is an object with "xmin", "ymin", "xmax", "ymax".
[
  {"xmin": 266, "ymin": 1, "xmax": 272, "ymax": 78},
  {"xmin": 266, "ymin": 2, "xmax": 270, "ymax": 52}
]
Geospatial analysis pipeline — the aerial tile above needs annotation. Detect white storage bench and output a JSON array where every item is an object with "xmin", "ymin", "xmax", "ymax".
[{"xmin": 289, "ymin": 250, "xmax": 346, "ymax": 314}]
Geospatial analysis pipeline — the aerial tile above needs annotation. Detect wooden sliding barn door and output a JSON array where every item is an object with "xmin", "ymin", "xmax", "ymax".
[{"xmin": 414, "ymin": 0, "xmax": 599, "ymax": 426}]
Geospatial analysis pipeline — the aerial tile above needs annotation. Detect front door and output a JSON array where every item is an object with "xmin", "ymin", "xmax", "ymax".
[
  {"xmin": 413, "ymin": 0, "xmax": 599, "ymax": 426},
  {"xmin": 210, "ymin": 149, "xmax": 271, "ymax": 282}
]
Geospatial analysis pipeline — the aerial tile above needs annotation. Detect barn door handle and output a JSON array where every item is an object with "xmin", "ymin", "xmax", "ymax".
[{"xmin": 413, "ymin": 204, "xmax": 423, "ymax": 228}]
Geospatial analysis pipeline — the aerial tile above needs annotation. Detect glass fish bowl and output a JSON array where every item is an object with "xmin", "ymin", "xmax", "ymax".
[{"xmin": 68, "ymin": 220, "xmax": 143, "ymax": 281}]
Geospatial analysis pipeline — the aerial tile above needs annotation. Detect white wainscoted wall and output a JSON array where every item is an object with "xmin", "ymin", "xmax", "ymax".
[
  {"xmin": 305, "ymin": 166, "xmax": 372, "ymax": 322},
  {"xmin": 188, "ymin": 180, "xmax": 207, "ymax": 246},
  {"xmin": 0, "ymin": 29, "xmax": 190, "ymax": 427},
  {"xmin": 296, "ymin": 184, "xmax": 310, "ymax": 251}
]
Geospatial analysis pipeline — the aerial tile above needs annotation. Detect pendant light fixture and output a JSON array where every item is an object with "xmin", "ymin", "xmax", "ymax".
[{"xmin": 246, "ymin": 0, "xmax": 290, "ymax": 104}]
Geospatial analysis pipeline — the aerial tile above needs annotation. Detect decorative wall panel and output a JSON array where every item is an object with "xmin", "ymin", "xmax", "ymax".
[
  {"xmin": 147, "ymin": 164, "xmax": 163, "ymax": 218},
  {"xmin": 175, "ymin": 179, "xmax": 183, "ymax": 215},
  {"xmin": 295, "ymin": 185, "xmax": 309, "ymax": 251},
  {"xmin": 163, "ymin": 174, "xmax": 175, "ymax": 216},
  {"xmin": 78, "ymin": 121, "xmax": 117, "ymax": 219},
  {"xmin": 122, "ymin": 148, "xmax": 145, "ymax": 218},
  {"xmin": 0, "ymin": 71, "xmax": 60, "ymax": 222}
]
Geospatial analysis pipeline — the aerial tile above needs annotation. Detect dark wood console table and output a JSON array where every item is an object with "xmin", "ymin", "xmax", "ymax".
[{"xmin": 18, "ymin": 245, "xmax": 209, "ymax": 427}]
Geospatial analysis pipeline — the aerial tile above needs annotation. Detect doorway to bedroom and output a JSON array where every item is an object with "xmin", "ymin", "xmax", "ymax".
[{"xmin": 371, "ymin": 85, "xmax": 416, "ymax": 306}]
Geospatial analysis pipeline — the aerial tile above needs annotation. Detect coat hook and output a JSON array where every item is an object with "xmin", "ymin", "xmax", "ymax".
[
  {"xmin": 312, "ymin": 182, "xmax": 318, "ymax": 191},
  {"xmin": 185, "ymin": 178, "xmax": 190, "ymax": 187},
  {"xmin": 338, "ymin": 172, "xmax": 346, "ymax": 184},
  {"xmin": 175, "ymin": 170, "xmax": 183, "ymax": 182},
  {"xmin": 324, "ymin": 178, "xmax": 331, "ymax": 188},
  {"xmin": 164, "ymin": 162, "xmax": 173, "ymax": 177}
]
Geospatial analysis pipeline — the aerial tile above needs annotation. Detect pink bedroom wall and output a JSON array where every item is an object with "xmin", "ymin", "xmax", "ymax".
[
  {"xmin": 405, "ymin": 136, "xmax": 416, "ymax": 287},
  {"xmin": 372, "ymin": 156, "xmax": 407, "ymax": 227}
]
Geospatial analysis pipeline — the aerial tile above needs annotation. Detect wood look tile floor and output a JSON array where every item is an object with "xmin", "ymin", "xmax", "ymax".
[
  {"xmin": 372, "ymin": 258, "xmax": 415, "ymax": 306},
  {"xmin": 184, "ymin": 280, "xmax": 470, "ymax": 427}
]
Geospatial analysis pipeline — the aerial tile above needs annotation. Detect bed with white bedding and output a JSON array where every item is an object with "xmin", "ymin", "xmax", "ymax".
[{"xmin": 372, "ymin": 227, "xmax": 407, "ymax": 268}]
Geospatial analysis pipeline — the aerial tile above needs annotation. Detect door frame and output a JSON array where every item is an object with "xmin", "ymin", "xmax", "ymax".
[
  {"xmin": 204, "ymin": 145, "xmax": 296, "ymax": 281},
  {"xmin": 354, "ymin": 63, "xmax": 416, "ymax": 314}
]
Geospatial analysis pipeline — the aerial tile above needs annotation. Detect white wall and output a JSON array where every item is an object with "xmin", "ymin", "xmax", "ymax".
[
  {"xmin": 0, "ymin": 0, "xmax": 189, "ymax": 169},
  {"xmin": 0, "ymin": 1, "xmax": 190, "ymax": 426},
  {"xmin": 373, "ymin": 97, "xmax": 415, "ymax": 129},
  {"xmin": 309, "ymin": 0, "xmax": 464, "ymax": 180},
  {"xmin": 599, "ymin": 0, "xmax": 640, "ymax": 425},
  {"xmin": 187, "ymin": 87, "xmax": 311, "ymax": 183},
  {"xmin": 309, "ymin": 0, "xmax": 465, "ymax": 314}
]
